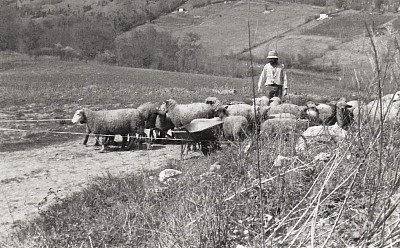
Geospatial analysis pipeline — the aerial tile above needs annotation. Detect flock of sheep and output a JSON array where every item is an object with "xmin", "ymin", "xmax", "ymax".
[{"xmin": 71, "ymin": 91, "xmax": 400, "ymax": 154}]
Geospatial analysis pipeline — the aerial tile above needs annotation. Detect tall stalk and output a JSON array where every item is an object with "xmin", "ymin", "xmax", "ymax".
[{"xmin": 247, "ymin": 1, "xmax": 264, "ymax": 246}]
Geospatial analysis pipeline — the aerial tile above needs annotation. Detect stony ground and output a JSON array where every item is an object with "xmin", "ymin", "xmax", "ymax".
[{"xmin": 0, "ymin": 137, "xmax": 198, "ymax": 245}]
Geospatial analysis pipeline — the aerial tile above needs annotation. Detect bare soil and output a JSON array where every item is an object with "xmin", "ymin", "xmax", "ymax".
[{"xmin": 0, "ymin": 138, "xmax": 198, "ymax": 244}]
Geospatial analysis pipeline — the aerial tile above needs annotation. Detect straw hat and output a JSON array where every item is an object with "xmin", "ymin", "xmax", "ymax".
[{"xmin": 267, "ymin": 50, "xmax": 278, "ymax": 59}]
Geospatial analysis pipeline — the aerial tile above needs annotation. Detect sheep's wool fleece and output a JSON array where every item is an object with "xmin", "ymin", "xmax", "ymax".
[
  {"xmin": 84, "ymin": 108, "xmax": 144, "ymax": 134},
  {"xmin": 167, "ymin": 101, "xmax": 214, "ymax": 127},
  {"xmin": 301, "ymin": 124, "xmax": 347, "ymax": 142},
  {"xmin": 222, "ymin": 116, "xmax": 248, "ymax": 141},
  {"xmin": 226, "ymin": 104, "xmax": 256, "ymax": 121}
]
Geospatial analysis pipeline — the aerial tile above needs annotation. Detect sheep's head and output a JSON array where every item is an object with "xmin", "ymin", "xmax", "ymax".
[
  {"xmin": 71, "ymin": 109, "xmax": 86, "ymax": 124},
  {"xmin": 269, "ymin": 97, "xmax": 281, "ymax": 106},
  {"xmin": 215, "ymin": 106, "xmax": 229, "ymax": 119},
  {"xmin": 159, "ymin": 99, "xmax": 176, "ymax": 114},
  {"xmin": 205, "ymin": 97, "xmax": 221, "ymax": 107}
]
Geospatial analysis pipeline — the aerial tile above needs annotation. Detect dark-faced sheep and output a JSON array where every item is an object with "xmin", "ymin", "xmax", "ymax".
[
  {"xmin": 137, "ymin": 102, "xmax": 159, "ymax": 129},
  {"xmin": 71, "ymin": 108, "xmax": 145, "ymax": 152},
  {"xmin": 158, "ymin": 99, "xmax": 215, "ymax": 128},
  {"xmin": 205, "ymin": 97, "xmax": 221, "ymax": 109},
  {"xmin": 304, "ymin": 101, "xmax": 352, "ymax": 128}
]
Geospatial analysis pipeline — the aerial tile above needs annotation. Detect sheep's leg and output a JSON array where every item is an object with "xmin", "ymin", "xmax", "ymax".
[
  {"xmin": 121, "ymin": 135, "xmax": 128, "ymax": 149},
  {"xmin": 83, "ymin": 134, "xmax": 90, "ymax": 146},
  {"xmin": 83, "ymin": 125, "xmax": 91, "ymax": 146},
  {"xmin": 125, "ymin": 134, "xmax": 136, "ymax": 151},
  {"xmin": 94, "ymin": 135, "xmax": 101, "ymax": 146},
  {"xmin": 108, "ymin": 135, "xmax": 117, "ymax": 146},
  {"xmin": 99, "ymin": 136, "xmax": 107, "ymax": 153}
]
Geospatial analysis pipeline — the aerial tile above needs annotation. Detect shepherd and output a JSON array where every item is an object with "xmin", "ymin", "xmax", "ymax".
[{"xmin": 257, "ymin": 50, "xmax": 288, "ymax": 99}]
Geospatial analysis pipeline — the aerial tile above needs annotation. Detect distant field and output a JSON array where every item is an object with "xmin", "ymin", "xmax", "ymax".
[
  {"xmin": 0, "ymin": 53, "xmax": 356, "ymax": 111},
  {"xmin": 0, "ymin": 52, "xmax": 359, "ymax": 150},
  {"xmin": 153, "ymin": 1, "xmax": 321, "ymax": 55},
  {"xmin": 302, "ymin": 12, "xmax": 395, "ymax": 38}
]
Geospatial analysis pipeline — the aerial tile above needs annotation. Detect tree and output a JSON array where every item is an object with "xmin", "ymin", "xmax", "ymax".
[
  {"xmin": 74, "ymin": 19, "xmax": 116, "ymax": 60},
  {"xmin": 114, "ymin": 26, "xmax": 179, "ymax": 70},
  {"xmin": 21, "ymin": 20, "xmax": 44, "ymax": 53},
  {"xmin": 177, "ymin": 33, "xmax": 204, "ymax": 72},
  {"xmin": 0, "ymin": 6, "xmax": 21, "ymax": 51}
]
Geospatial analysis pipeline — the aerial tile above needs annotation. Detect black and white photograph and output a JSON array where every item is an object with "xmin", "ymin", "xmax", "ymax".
[{"xmin": 1, "ymin": 0, "xmax": 400, "ymax": 246}]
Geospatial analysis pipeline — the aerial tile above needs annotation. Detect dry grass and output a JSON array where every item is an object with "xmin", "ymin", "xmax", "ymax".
[{"xmin": 3, "ymin": 40, "xmax": 400, "ymax": 246}]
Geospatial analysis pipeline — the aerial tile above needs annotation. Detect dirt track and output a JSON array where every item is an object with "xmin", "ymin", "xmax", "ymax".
[{"xmin": 0, "ymin": 139, "xmax": 196, "ymax": 244}]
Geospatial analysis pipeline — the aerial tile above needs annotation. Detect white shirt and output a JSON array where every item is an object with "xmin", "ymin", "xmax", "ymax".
[{"xmin": 257, "ymin": 63, "xmax": 287, "ymax": 92}]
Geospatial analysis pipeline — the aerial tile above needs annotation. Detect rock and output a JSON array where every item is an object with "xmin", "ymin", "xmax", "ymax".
[
  {"xmin": 209, "ymin": 162, "xmax": 222, "ymax": 172},
  {"xmin": 314, "ymin": 152, "xmax": 331, "ymax": 162},
  {"xmin": 159, "ymin": 169, "xmax": 182, "ymax": 183}
]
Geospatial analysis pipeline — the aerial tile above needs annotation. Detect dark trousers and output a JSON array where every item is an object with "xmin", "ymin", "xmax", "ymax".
[{"xmin": 265, "ymin": 85, "xmax": 283, "ymax": 99}]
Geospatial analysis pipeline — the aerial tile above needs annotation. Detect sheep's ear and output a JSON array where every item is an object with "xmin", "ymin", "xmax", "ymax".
[{"xmin": 224, "ymin": 105, "xmax": 229, "ymax": 109}]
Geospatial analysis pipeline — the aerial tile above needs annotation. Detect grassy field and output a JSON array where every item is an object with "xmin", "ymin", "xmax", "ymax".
[{"xmin": 153, "ymin": 1, "xmax": 322, "ymax": 55}]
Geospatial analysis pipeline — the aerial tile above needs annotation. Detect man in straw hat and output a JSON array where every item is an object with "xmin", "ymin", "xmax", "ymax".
[{"xmin": 257, "ymin": 50, "xmax": 288, "ymax": 99}]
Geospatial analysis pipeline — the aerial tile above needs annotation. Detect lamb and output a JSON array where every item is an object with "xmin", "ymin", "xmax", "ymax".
[
  {"xmin": 215, "ymin": 107, "xmax": 249, "ymax": 141},
  {"xmin": 71, "ymin": 108, "xmax": 145, "ymax": 152},
  {"xmin": 137, "ymin": 102, "xmax": 159, "ymax": 129},
  {"xmin": 158, "ymin": 99, "xmax": 215, "ymax": 128}
]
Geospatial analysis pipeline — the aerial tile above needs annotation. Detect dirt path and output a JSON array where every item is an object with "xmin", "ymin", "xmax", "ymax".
[{"xmin": 0, "ymin": 139, "xmax": 197, "ymax": 243}]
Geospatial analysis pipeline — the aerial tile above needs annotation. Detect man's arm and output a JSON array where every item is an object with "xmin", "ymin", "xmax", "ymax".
[
  {"xmin": 258, "ymin": 66, "xmax": 266, "ymax": 93},
  {"xmin": 282, "ymin": 68, "xmax": 288, "ymax": 96}
]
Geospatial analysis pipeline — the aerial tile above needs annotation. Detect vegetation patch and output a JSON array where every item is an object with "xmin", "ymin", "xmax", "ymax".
[{"xmin": 303, "ymin": 13, "xmax": 394, "ymax": 38}]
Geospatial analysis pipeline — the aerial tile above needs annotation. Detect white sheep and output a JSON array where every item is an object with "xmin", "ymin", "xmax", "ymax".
[
  {"xmin": 382, "ymin": 91, "xmax": 400, "ymax": 101},
  {"xmin": 222, "ymin": 103, "xmax": 258, "ymax": 123},
  {"xmin": 229, "ymin": 100, "xmax": 247, "ymax": 105},
  {"xmin": 71, "ymin": 108, "xmax": 145, "ymax": 152},
  {"xmin": 252, "ymin": 96, "xmax": 269, "ymax": 107},
  {"xmin": 260, "ymin": 118, "xmax": 309, "ymax": 137},
  {"xmin": 137, "ymin": 102, "xmax": 159, "ymax": 129},
  {"xmin": 260, "ymin": 103, "xmax": 306, "ymax": 121},
  {"xmin": 355, "ymin": 98, "xmax": 400, "ymax": 124},
  {"xmin": 159, "ymin": 99, "xmax": 215, "ymax": 128},
  {"xmin": 215, "ymin": 107, "xmax": 249, "ymax": 141},
  {"xmin": 269, "ymin": 97, "xmax": 282, "ymax": 106},
  {"xmin": 295, "ymin": 123, "xmax": 347, "ymax": 153}
]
